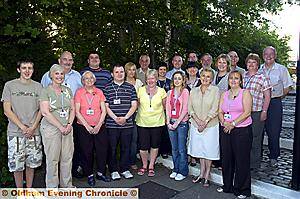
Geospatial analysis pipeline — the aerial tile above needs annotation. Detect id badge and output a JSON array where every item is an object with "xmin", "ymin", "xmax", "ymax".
[
  {"xmin": 171, "ymin": 110, "xmax": 177, "ymax": 116},
  {"xmin": 224, "ymin": 113, "xmax": 232, "ymax": 120},
  {"xmin": 60, "ymin": 110, "xmax": 68, "ymax": 118},
  {"xmin": 113, "ymin": 99, "xmax": 121, "ymax": 105},
  {"xmin": 86, "ymin": 109, "xmax": 94, "ymax": 115},
  {"xmin": 64, "ymin": 82, "xmax": 71, "ymax": 89}
]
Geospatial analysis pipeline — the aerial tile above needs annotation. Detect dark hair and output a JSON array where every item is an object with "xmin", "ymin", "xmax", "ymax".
[
  {"xmin": 88, "ymin": 50, "xmax": 99, "ymax": 57},
  {"xmin": 17, "ymin": 59, "xmax": 34, "ymax": 69},
  {"xmin": 171, "ymin": 71, "xmax": 186, "ymax": 90},
  {"xmin": 228, "ymin": 70, "xmax": 243, "ymax": 89},
  {"xmin": 157, "ymin": 62, "xmax": 168, "ymax": 70},
  {"xmin": 113, "ymin": 63, "xmax": 124, "ymax": 71}
]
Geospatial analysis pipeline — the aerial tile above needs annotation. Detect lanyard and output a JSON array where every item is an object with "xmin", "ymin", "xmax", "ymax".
[
  {"xmin": 244, "ymin": 74, "xmax": 255, "ymax": 89},
  {"xmin": 61, "ymin": 90, "xmax": 64, "ymax": 111},
  {"xmin": 112, "ymin": 83, "xmax": 120, "ymax": 99},
  {"xmin": 85, "ymin": 92, "xmax": 95, "ymax": 108}
]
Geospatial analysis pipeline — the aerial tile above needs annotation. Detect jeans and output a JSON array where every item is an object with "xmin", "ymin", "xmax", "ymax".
[{"xmin": 168, "ymin": 122, "xmax": 189, "ymax": 176}]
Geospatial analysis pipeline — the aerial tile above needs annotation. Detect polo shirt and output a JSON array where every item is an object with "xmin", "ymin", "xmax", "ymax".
[
  {"xmin": 41, "ymin": 69, "xmax": 82, "ymax": 96},
  {"xmin": 74, "ymin": 87, "xmax": 106, "ymax": 126},
  {"xmin": 80, "ymin": 66, "xmax": 112, "ymax": 91},
  {"xmin": 104, "ymin": 81, "xmax": 137, "ymax": 128}
]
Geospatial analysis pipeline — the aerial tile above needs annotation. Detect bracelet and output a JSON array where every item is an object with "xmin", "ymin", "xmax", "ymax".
[
  {"xmin": 262, "ymin": 110, "xmax": 267, "ymax": 113},
  {"xmin": 231, "ymin": 121, "xmax": 236, "ymax": 126}
]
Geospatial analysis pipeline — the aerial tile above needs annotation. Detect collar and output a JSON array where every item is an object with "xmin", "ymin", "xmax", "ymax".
[{"xmin": 84, "ymin": 86, "xmax": 97, "ymax": 95}]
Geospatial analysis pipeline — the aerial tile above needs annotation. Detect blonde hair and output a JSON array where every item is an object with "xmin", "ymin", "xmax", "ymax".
[
  {"xmin": 81, "ymin": 71, "xmax": 96, "ymax": 85},
  {"xmin": 146, "ymin": 69, "xmax": 158, "ymax": 80},
  {"xmin": 49, "ymin": 64, "xmax": 64, "ymax": 79},
  {"xmin": 125, "ymin": 62, "xmax": 137, "ymax": 79}
]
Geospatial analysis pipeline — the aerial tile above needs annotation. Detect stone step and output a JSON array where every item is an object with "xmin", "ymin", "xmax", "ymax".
[{"xmin": 263, "ymin": 136, "xmax": 293, "ymax": 150}]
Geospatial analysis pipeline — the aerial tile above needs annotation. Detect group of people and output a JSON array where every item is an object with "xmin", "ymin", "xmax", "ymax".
[{"xmin": 2, "ymin": 46, "xmax": 293, "ymax": 199}]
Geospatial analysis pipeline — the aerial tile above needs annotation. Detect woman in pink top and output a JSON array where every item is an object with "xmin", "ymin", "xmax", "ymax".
[
  {"xmin": 217, "ymin": 71, "xmax": 253, "ymax": 198},
  {"xmin": 74, "ymin": 71, "xmax": 110, "ymax": 186},
  {"xmin": 166, "ymin": 71, "xmax": 189, "ymax": 181}
]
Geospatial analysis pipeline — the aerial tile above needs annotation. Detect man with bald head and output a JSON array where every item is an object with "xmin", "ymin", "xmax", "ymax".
[
  {"xmin": 41, "ymin": 51, "xmax": 82, "ymax": 95},
  {"xmin": 259, "ymin": 46, "xmax": 293, "ymax": 167},
  {"xmin": 166, "ymin": 54, "xmax": 185, "ymax": 80},
  {"xmin": 228, "ymin": 51, "xmax": 245, "ymax": 74}
]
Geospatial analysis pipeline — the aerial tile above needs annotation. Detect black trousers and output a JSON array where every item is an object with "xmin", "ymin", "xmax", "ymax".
[
  {"xmin": 220, "ymin": 125, "xmax": 252, "ymax": 197},
  {"xmin": 107, "ymin": 128, "xmax": 132, "ymax": 173},
  {"xmin": 77, "ymin": 124, "xmax": 109, "ymax": 176},
  {"xmin": 159, "ymin": 125, "xmax": 172, "ymax": 155}
]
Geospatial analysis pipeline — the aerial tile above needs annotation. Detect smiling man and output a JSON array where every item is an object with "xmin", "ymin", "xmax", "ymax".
[{"xmin": 2, "ymin": 60, "xmax": 43, "ymax": 188}]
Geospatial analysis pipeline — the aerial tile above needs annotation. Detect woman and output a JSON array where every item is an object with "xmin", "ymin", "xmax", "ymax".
[
  {"xmin": 125, "ymin": 62, "xmax": 143, "ymax": 170},
  {"xmin": 212, "ymin": 54, "xmax": 231, "ymax": 94},
  {"xmin": 186, "ymin": 61, "xmax": 201, "ymax": 92},
  {"xmin": 217, "ymin": 71, "xmax": 253, "ymax": 198},
  {"xmin": 74, "ymin": 71, "xmax": 110, "ymax": 186},
  {"xmin": 135, "ymin": 69, "xmax": 167, "ymax": 177},
  {"xmin": 188, "ymin": 69, "xmax": 220, "ymax": 186},
  {"xmin": 166, "ymin": 71, "xmax": 189, "ymax": 181},
  {"xmin": 40, "ymin": 64, "xmax": 75, "ymax": 188}
]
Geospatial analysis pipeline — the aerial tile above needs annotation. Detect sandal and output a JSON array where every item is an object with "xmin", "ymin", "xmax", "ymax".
[
  {"xmin": 137, "ymin": 168, "xmax": 147, "ymax": 176},
  {"xmin": 148, "ymin": 169, "xmax": 155, "ymax": 177},
  {"xmin": 192, "ymin": 175, "xmax": 203, "ymax": 183},
  {"xmin": 203, "ymin": 179, "xmax": 210, "ymax": 187}
]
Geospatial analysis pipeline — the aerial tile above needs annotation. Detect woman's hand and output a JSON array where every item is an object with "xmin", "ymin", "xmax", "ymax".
[{"xmin": 92, "ymin": 124, "xmax": 102, "ymax": 135}]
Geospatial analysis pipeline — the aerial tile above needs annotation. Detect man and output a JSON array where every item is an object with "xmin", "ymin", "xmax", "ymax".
[
  {"xmin": 259, "ymin": 46, "xmax": 293, "ymax": 166},
  {"xmin": 41, "ymin": 51, "xmax": 82, "ymax": 95},
  {"xmin": 41, "ymin": 51, "xmax": 83, "ymax": 178},
  {"xmin": 187, "ymin": 51, "xmax": 198, "ymax": 62},
  {"xmin": 198, "ymin": 53, "xmax": 216, "ymax": 76},
  {"xmin": 2, "ymin": 60, "xmax": 43, "ymax": 188},
  {"xmin": 80, "ymin": 51, "xmax": 112, "ymax": 90},
  {"xmin": 166, "ymin": 54, "xmax": 185, "ymax": 80},
  {"xmin": 243, "ymin": 53, "xmax": 271, "ymax": 169},
  {"xmin": 228, "ymin": 51, "xmax": 245, "ymax": 74},
  {"xmin": 104, "ymin": 64, "xmax": 138, "ymax": 180},
  {"xmin": 136, "ymin": 54, "xmax": 150, "ymax": 85}
]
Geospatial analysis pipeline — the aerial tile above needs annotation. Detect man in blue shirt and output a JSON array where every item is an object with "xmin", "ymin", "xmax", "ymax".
[{"xmin": 166, "ymin": 54, "xmax": 185, "ymax": 80}]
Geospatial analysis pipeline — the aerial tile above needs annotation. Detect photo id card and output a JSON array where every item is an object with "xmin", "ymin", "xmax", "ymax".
[
  {"xmin": 113, "ymin": 99, "xmax": 121, "ymax": 105},
  {"xmin": 60, "ymin": 110, "xmax": 68, "ymax": 118},
  {"xmin": 224, "ymin": 113, "xmax": 232, "ymax": 120},
  {"xmin": 86, "ymin": 109, "xmax": 94, "ymax": 115}
]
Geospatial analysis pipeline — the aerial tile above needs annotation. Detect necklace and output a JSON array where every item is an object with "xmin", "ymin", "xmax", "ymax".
[{"xmin": 230, "ymin": 89, "xmax": 240, "ymax": 99}]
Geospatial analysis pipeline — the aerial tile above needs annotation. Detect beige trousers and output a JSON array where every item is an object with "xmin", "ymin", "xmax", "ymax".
[{"xmin": 40, "ymin": 123, "xmax": 74, "ymax": 188}]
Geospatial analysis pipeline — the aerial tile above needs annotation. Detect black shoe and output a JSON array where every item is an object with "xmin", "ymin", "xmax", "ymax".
[
  {"xmin": 73, "ymin": 166, "xmax": 84, "ymax": 178},
  {"xmin": 162, "ymin": 154, "xmax": 168, "ymax": 159},
  {"xmin": 96, "ymin": 173, "xmax": 111, "ymax": 182},
  {"xmin": 88, "ymin": 175, "xmax": 95, "ymax": 186}
]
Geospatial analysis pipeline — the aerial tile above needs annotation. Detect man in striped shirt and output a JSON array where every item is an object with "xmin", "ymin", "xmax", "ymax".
[{"xmin": 104, "ymin": 64, "xmax": 138, "ymax": 180}]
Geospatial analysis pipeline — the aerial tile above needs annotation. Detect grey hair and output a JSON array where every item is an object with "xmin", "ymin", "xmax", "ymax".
[
  {"xmin": 49, "ymin": 64, "xmax": 64, "ymax": 79},
  {"xmin": 81, "ymin": 71, "xmax": 96, "ymax": 84}
]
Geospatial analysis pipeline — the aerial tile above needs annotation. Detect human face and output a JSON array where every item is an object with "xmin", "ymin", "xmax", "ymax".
[
  {"xmin": 82, "ymin": 73, "xmax": 95, "ymax": 88},
  {"xmin": 51, "ymin": 70, "xmax": 65, "ymax": 84},
  {"xmin": 201, "ymin": 55, "xmax": 212, "ymax": 68},
  {"xmin": 88, "ymin": 54, "xmax": 100, "ymax": 69},
  {"xmin": 146, "ymin": 75, "xmax": 157, "ymax": 88},
  {"xmin": 200, "ymin": 71, "xmax": 212, "ymax": 86},
  {"xmin": 217, "ymin": 58, "xmax": 228, "ymax": 72},
  {"xmin": 173, "ymin": 73, "xmax": 184, "ymax": 88},
  {"xmin": 228, "ymin": 72, "xmax": 242, "ymax": 89},
  {"xmin": 18, "ymin": 63, "xmax": 34, "ymax": 81},
  {"xmin": 188, "ymin": 53, "xmax": 198, "ymax": 62},
  {"xmin": 187, "ymin": 67, "xmax": 198, "ymax": 77},
  {"xmin": 139, "ymin": 56, "xmax": 150, "ymax": 70},
  {"xmin": 127, "ymin": 66, "xmax": 136, "ymax": 78},
  {"xmin": 113, "ymin": 66, "xmax": 125, "ymax": 83},
  {"xmin": 263, "ymin": 48, "xmax": 276, "ymax": 66},
  {"xmin": 228, "ymin": 51, "xmax": 239, "ymax": 67},
  {"xmin": 158, "ymin": 66, "xmax": 167, "ymax": 78},
  {"xmin": 59, "ymin": 52, "xmax": 73, "ymax": 72},
  {"xmin": 246, "ymin": 59, "xmax": 259, "ymax": 72},
  {"xmin": 172, "ymin": 56, "xmax": 183, "ymax": 69}
]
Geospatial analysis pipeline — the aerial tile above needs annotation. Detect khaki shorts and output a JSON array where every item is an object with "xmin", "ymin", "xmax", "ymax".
[{"xmin": 7, "ymin": 135, "xmax": 43, "ymax": 172}]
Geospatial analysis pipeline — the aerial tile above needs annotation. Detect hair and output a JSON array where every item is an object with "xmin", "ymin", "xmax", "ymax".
[
  {"xmin": 245, "ymin": 53, "xmax": 260, "ymax": 66},
  {"xmin": 88, "ymin": 50, "xmax": 99, "ymax": 57},
  {"xmin": 201, "ymin": 53, "xmax": 213, "ymax": 61},
  {"xmin": 112, "ymin": 63, "xmax": 124, "ymax": 72},
  {"xmin": 17, "ymin": 59, "xmax": 34, "ymax": 69},
  {"xmin": 139, "ymin": 54, "xmax": 150, "ymax": 62},
  {"xmin": 157, "ymin": 62, "xmax": 168, "ymax": 70},
  {"xmin": 170, "ymin": 71, "xmax": 186, "ymax": 90},
  {"xmin": 172, "ymin": 53, "xmax": 183, "ymax": 61},
  {"xmin": 124, "ymin": 62, "xmax": 137, "ymax": 79},
  {"xmin": 49, "ymin": 64, "xmax": 64, "ymax": 79},
  {"xmin": 263, "ymin": 46, "xmax": 277, "ymax": 57},
  {"xmin": 228, "ymin": 70, "xmax": 243, "ymax": 89},
  {"xmin": 145, "ymin": 69, "xmax": 158, "ymax": 80},
  {"xmin": 215, "ymin": 54, "xmax": 231, "ymax": 72},
  {"xmin": 81, "ymin": 71, "xmax": 96, "ymax": 85},
  {"xmin": 200, "ymin": 68, "xmax": 214, "ymax": 81}
]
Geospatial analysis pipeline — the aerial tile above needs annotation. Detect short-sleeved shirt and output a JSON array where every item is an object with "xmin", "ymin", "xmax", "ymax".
[
  {"xmin": 136, "ymin": 68, "xmax": 149, "ymax": 85},
  {"xmin": 1, "ymin": 79, "xmax": 42, "ymax": 137},
  {"xmin": 231, "ymin": 66, "xmax": 245, "ymax": 74},
  {"xmin": 39, "ymin": 85, "xmax": 73, "ymax": 126},
  {"xmin": 135, "ymin": 86, "xmax": 167, "ymax": 127},
  {"xmin": 104, "ymin": 81, "xmax": 137, "ymax": 128},
  {"xmin": 259, "ymin": 62, "xmax": 293, "ymax": 98},
  {"xmin": 80, "ymin": 66, "xmax": 112, "ymax": 91},
  {"xmin": 74, "ymin": 86, "xmax": 106, "ymax": 126},
  {"xmin": 166, "ymin": 68, "xmax": 185, "ymax": 80},
  {"xmin": 243, "ymin": 71, "xmax": 271, "ymax": 111},
  {"xmin": 41, "ymin": 69, "xmax": 82, "ymax": 96}
]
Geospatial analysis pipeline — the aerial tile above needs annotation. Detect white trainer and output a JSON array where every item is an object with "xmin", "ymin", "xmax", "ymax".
[
  {"xmin": 174, "ymin": 174, "xmax": 186, "ymax": 181},
  {"xmin": 169, "ymin": 172, "xmax": 177, "ymax": 179},
  {"xmin": 111, "ymin": 172, "xmax": 121, "ymax": 180},
  {"xmin": 121, "ymin": 170, "xmax": 133, "ymax": 179}
]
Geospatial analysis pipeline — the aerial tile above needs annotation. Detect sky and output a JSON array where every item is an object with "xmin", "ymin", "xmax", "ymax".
[{"xmin": 264, "ymin": 3, "xmax": 300, "ymax": 61}]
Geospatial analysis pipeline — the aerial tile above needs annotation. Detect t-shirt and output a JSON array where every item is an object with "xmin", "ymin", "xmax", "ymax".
[
  {"xmin": 104, "ymin": 81, "xmax": 137, "ymax": 128},
  {"xmin": 135, "ymin": 86, "xmax": 167, "ymax": 127},
  {"xmin": 39, "ymin": 85, "xmax": 73, "ymax": 126},
  {"xmin": 1, "ymin": 79, "xmax": 42, "ymax": 137},
  {"xmin": 74, "ymin": 87, "xmax": 106, "ymax": 126},
  {"xmin": 80, "ymin": 67, "xmax": 112, "ymax": 91}
]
